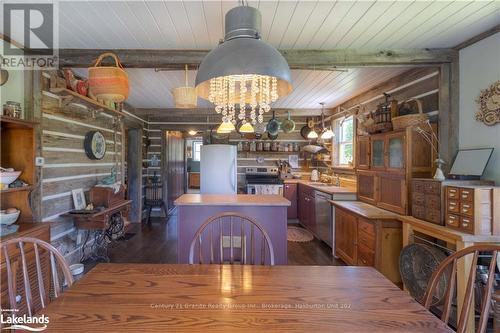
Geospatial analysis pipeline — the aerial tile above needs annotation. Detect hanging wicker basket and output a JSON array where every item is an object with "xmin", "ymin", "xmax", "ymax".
[
  {"xmin": 392, "ymin": 99, "xmax": 427, "ymax": 130},
  {"xmin": 172, "ymin": 65, "xmax": 197, "ymax": 108},
  {"xmin": 88, "ymin": 52, "xmax": 129, "ymax": 102}
]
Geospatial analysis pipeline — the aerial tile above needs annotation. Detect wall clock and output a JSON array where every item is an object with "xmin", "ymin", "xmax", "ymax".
[
  {"xmin": 84, "ymin": 131, "xmax": 107, "ymax": 160},
  {"xmin": 475, "ymin": 80, "xmax": 499, "ymax": 126}
]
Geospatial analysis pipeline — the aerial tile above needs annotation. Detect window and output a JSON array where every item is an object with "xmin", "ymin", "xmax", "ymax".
[
  {"xmin": 192, "ymin": 141, "xmax": 203, "ymax": 161},
  {"xmin": 334, "ymin": 116, "xmax": 353, "ymax": 167}
]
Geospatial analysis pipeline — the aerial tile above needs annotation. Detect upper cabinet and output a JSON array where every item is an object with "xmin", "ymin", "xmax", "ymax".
[{"xmin": 356, "ymin": 125, "xmax": 436, "ymax": 215}]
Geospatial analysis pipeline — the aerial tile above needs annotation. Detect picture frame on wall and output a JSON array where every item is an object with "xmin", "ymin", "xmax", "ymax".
[{"xmin": 72, "ymin": 189, "xmax": 86, "ymax": 210}]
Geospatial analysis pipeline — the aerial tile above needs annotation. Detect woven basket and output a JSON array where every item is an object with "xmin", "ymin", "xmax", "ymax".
[
  {"xmin": 88, "ymin": 52, "xmax": 129, "ymax": 102},
  {"xmin": 172, "ymin": 86, "xmax": 197, "ymax": 108},
  {"xmin": 392, "ymin": 99, "xmax": 427, "ymax": 130}
]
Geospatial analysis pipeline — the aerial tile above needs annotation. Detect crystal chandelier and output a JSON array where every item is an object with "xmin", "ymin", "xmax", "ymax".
[
  {"xmin": 209, "ymin": 74, "xmax": 278, "ymax": 125},
  {"xmin": 196, "ymin": 5, "xmax": 292, "ymax": 129}
]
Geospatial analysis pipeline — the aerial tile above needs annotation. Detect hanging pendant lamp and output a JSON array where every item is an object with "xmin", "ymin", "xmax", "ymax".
[
  {"xmin": 320, "ymin": 103, "xmax": 334, "ymax": 140},
  {"xmin": 195, "ymin": 5, "xmax": 292, "ymax": 126},
  {"xmin": 172, "ymin": 64, "xmax": 197, "ymax": 108}
]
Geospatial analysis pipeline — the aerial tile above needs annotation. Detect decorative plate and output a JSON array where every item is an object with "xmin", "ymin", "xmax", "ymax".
[
  {"xmin": 84, "ymin": 131, "xmax": 107, "ymax": 160},
  {"xmin": 475, "ymin": 80, "xmax": 500, "ymax": 126}
]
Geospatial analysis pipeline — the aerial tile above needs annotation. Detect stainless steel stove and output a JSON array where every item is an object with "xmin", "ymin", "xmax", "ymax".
[{"xmin": 245, "ymin": 167, "xmax": 283, "ymax": 195}]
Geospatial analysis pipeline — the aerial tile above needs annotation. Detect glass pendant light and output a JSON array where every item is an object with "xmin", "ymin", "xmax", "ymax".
[
  {"xmin": 307, "ymin": 129, "xmax": 318, "ymax": 139},
  {"xmin": 217, "ymin": 121, "xmax": 235, "ymax": 134},
  {"xmin": 188, "ymin": 130, "xmax": 198, "ymax": 136},
  {"xmin": 239, "ymin": 122, "xmax": 254, "ymax": 133}
]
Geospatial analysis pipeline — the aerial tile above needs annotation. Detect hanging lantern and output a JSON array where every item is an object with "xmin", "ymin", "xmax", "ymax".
[
  {"xmin": 195, "ymin": 5, "xmax": 292, "ymax": 126},
  {"xmin": 172, "ymin": 65, "xmax": 197, "ymax": 109}
]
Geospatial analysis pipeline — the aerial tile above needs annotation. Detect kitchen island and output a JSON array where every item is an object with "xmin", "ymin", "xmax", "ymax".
[{"xmin": 174, "ymin": 194, "xmax": 291, "ymax": 264}]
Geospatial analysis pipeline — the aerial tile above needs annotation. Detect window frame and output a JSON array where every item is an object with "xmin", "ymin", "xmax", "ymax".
[{"xmin": 333, "ymin": 115, "xmax": 354, "ymax": 168}]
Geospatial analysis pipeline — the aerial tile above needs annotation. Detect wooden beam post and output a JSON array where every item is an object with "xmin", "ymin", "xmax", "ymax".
[
  {"xmin": 438, "ymin": 62, "xmax": 460, "ymax": 174},
  {"xmin": 126, "ymin": 128, "xmax": 143, "ymax": 223}
]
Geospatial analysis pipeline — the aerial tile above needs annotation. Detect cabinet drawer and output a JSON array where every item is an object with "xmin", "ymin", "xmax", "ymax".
[
  {"xmin": 358, "ymin": 218, "xmax": 375, "ymax": 236},
  {"xmin": 447, "ymin": 187, "xmax": 459, "ymax": 200},
  {"xmin": 460, "ymin": 188, "xmax": 474, "ymax": 202},
  {"xmin": 460, "ymin": 216, "xmax": 474, "ymax": 233},
  {"xmin": 460, "ymin": 202, "xmax": 474, "ymax": 217},
  {"xmin": 446, "ymin": 214, "xmax": 460, "ymax": 228},
  {"xmin": 357, "ymin": 244, "xmax": 375, "ymax": 266},
  {"xmin": 424, "ymin": 181, "xmax": 440, "ymax": 195},
  {"xmin": 358, "ymin": 230, "xmax": 375, "ymax": 250},
  {"xmin": 447, "ymin": 200, "xmax": 459, "ymax": 213}
]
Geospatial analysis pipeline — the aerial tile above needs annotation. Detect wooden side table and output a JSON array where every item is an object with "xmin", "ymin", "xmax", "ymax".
[{"xmin": 400, "ymin": 215, "xmax": 500, "ymax": 333}]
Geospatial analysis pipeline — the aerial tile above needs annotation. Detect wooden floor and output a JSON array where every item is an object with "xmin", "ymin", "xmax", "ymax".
[{"xmin": 106, "ymin": 212, "xmax": 344, "ymax": 266}]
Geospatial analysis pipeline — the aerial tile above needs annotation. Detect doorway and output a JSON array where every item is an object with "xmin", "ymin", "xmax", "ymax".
[{"xmin": 185, "ymin": 138, "xmax": 202, "ymax": 194}]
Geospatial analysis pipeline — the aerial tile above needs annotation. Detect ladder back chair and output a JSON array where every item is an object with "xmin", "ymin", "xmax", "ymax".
[
  {"xmin": 422, "ymin": 244, "xmax": 500, "ymax": 333},
  {"xmin": 189, "ymin": 212, "xmax": 275, "ymax": 265},
  {"xmin": 1, "ymin": 237, "xmax": 74, "ymax": 316},
  {"xmin": 144, "ymin": 182, "xmax": 166, "ymax": 224}
]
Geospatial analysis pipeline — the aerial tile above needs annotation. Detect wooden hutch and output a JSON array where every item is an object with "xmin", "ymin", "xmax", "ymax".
[{"xmin": 356, "ymin": 124, "xmax": 437, "ymax": 215}]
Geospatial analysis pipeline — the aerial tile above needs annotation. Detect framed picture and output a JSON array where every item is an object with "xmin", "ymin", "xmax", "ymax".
[{"xmin": 72, "ymin": 189, "xmax": 86, "ymax": 210}]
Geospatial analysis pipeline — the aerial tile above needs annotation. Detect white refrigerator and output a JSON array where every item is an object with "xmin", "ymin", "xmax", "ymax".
[{"xmin": 200, "ymin": 144, "xmax": 237, "ymax": 194}]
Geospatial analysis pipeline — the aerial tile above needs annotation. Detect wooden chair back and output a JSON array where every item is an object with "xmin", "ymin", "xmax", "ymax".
[
  {"xmin": 145, "ymin": 183, "xmax": 163, "ymax": 204},
  {"xmin": 1, "ymin": 237, "xmax": 74, "ymax": 316},
  {"xmin": 422, "ymin": 244, "xmax": 500, "ymax": 333},
  {"xmin": 189, "ymin": 212, "xmax": 275, "ymax": 265}
]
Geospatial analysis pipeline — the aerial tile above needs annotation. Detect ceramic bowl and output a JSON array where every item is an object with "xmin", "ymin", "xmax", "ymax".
[
  {"xmin": 0, "ymin": 210, "xmax": 20, "ymax": 225},
  {"xmin": 70, "ymin": 263, "xmax": 84, "ymax": 276},
  {"xmin": 0, "ymin": 171, "xmax": 22, "ymax": 185}
]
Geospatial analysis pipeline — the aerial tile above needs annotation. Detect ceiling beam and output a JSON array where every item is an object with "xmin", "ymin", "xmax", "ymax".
[
  {"xmin": 136, "ymin": 108, "xmax": 325, "ymax": 118},
  {"xmin": 453, "ymin": 24, "xmax": 500, "ymax": 50},
  {"xmin": 54, "ymin": 48, "xmax": 458, "ymax": 69}
]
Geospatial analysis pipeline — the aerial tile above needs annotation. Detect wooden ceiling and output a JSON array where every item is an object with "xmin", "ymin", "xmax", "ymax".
[{"xmin": 35, "ymin": 1, "xmax": 500, "ymax": 110}]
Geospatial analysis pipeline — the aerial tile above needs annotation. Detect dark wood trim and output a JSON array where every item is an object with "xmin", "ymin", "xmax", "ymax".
[
  {"xmin": 453, "ymin": 24, "xmax": 500, "ymax": 50},
  {"xmin": 54, "ymin": 48, "xmax": 459, "ymax": 69}
]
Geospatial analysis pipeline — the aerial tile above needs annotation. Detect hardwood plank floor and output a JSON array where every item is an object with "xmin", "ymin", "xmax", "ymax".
[{"xmin": 104, "ymin": 212, "xmax": 343, "ymax": 266}]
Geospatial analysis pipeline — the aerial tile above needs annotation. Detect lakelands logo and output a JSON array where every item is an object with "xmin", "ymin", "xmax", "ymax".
[
  {"xmin": 2, "ymin": 2, "xmax": 59, "ymax": 70},
  {"xmin": 1, "ymin": 309, "xmax": 49, "ymax": 331}
]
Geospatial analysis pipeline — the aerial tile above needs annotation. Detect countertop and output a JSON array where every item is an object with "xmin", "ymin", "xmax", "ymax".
[
  {"xmin": 284, "ymin": 179, "xmax": 356, "ymax": 195},
  {"xmin": 329, "ymin": 200, "xmax": 400, "ymax": 220},
  {"xmin": 174, "ymin": 194, "xmax": 291, "ymax": 206}
]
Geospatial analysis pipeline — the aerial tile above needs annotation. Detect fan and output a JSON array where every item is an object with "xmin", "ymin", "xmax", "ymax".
[{"xmin": 399, "ymin": 243, "xmax": 451, "ymax": 306}]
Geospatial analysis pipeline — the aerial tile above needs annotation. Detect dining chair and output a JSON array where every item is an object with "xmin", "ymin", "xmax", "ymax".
[
  {"xmin": 189, "ymin": 212, "xmax": 275, "ymax": 265},
  {"xmin": 421, "ymin": 244, "xmax": 500, "ymax": 333},
  {"xmin": 144, "ymin": 182, "xmax": 166, "ymax": 224},
  {"xmin": 1, "ymin": 236, "xmax": 74, "ymax": 316}
]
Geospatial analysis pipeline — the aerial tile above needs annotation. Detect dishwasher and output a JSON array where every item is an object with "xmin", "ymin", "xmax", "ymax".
[{"xmin": 314, "ymin": 190, "xmax": 357, "ymax": 250}]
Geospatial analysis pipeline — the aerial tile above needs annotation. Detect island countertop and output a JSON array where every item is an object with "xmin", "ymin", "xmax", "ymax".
[{"xmin": 174, "ymin": 194, "xmax": 291, "ymax": 206}]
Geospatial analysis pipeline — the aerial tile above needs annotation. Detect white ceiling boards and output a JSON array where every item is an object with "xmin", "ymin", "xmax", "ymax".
[{"xmin": 47, "ymin": 1, "xmax": 500, "ymax": 110}]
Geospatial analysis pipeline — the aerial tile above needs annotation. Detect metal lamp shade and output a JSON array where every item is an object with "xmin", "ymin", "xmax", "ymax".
[{"xmin": 195, "ymin": 6, "xmax": 292, "ymax": 101}]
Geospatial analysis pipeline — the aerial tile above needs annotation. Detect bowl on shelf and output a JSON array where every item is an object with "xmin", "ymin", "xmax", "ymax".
[
  {"xmin": 0, "ymin": 209, "xmax": 20, "ymax": 225},
  {"xmin": 0, "ymin": 170, "xmax": 22, "ymax": 186}
]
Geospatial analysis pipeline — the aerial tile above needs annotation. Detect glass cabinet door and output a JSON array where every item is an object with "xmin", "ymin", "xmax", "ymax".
[
  {"xmin": 371, "ymin": 138, "xmax": 385, "ymax": 169},
  {"xmin": 388, "ymin": 135, "xmax": 405, "ymax": 170}
]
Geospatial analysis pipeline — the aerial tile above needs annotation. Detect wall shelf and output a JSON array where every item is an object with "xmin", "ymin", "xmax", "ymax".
[
  {"xmin": 0, "ymin": 186, "xmax": 33, "ymax": 194},
  {"xmin": 45, "ymin": 88, "xmax": 125, "ymax": 118}
]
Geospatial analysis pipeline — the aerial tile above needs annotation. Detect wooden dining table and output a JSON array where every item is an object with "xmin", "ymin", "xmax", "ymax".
[{"xmin": 39, "ymin": 264, "xmax": 452, "ymax": 332}]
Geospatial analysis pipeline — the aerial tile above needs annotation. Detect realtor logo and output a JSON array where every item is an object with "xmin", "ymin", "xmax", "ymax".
[{"xmin": 2, "ymin": 2, "xmax": 58, "ymax": 69}]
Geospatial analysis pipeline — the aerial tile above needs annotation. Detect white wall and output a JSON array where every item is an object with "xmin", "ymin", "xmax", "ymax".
[
  {"xmin": 459, "ymin": 32, "xmax": 500, "ymax": 183},
  {"xmin": 0, "ymin": 40, "xmax": 25, "ymax": 118}
]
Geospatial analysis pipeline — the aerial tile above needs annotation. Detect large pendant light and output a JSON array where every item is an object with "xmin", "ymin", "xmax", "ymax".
[{"xmin": 195, "ymin": 5, "xmax": 292, "ymax": 126}]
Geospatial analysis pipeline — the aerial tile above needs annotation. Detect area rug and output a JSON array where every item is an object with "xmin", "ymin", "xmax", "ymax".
[{"xmin": 287, "ymin": 226, "xmax": 314, "ymax": 242}]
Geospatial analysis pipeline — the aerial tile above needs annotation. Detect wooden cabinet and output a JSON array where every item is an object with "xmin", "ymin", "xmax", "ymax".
[
  {"xmin": 283, "ymin": 183, "xmax": 297, "ymax": 219},
  {"xmin": 1, "ymin": 224, "xmax": 50, "ymax": 316},
  {"xmin": 165, "ymin": 131, "xmax": 185, "ymax": 211},
  {"xmin": 356, "ymin": 136, "xmax": 370, "ymax": 169},
  {"xmin": 333, "ymin": 202, "xmax": 402, "ymax": 285},
  {"xmin": 444, "ymin": 185, "xmax": 500, "ymax": 235},
  {"xmin": 298, "ymin": 184, "xmax": 315, "ymax": 231},
  {"xmin": 335, "ymin": 208, "xmax": 357, "ymax": 265},
  {"xmin": 0, "ymin": 117, "xmax": 37, "ymax": 222},
  {"xmin": 356, "ymin": 125, "xmax": 436, "ymax": 215},
  {"xmin": 377, "ymin": 173, "xmax": 407, "ymax": 214},
  {"xmin": 356, "ymin": 170, "xmax": 376, "ymax": 204},
  {"xmin": 188, "ymin": 172, "xmax": 200, "ymax": 188}
]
